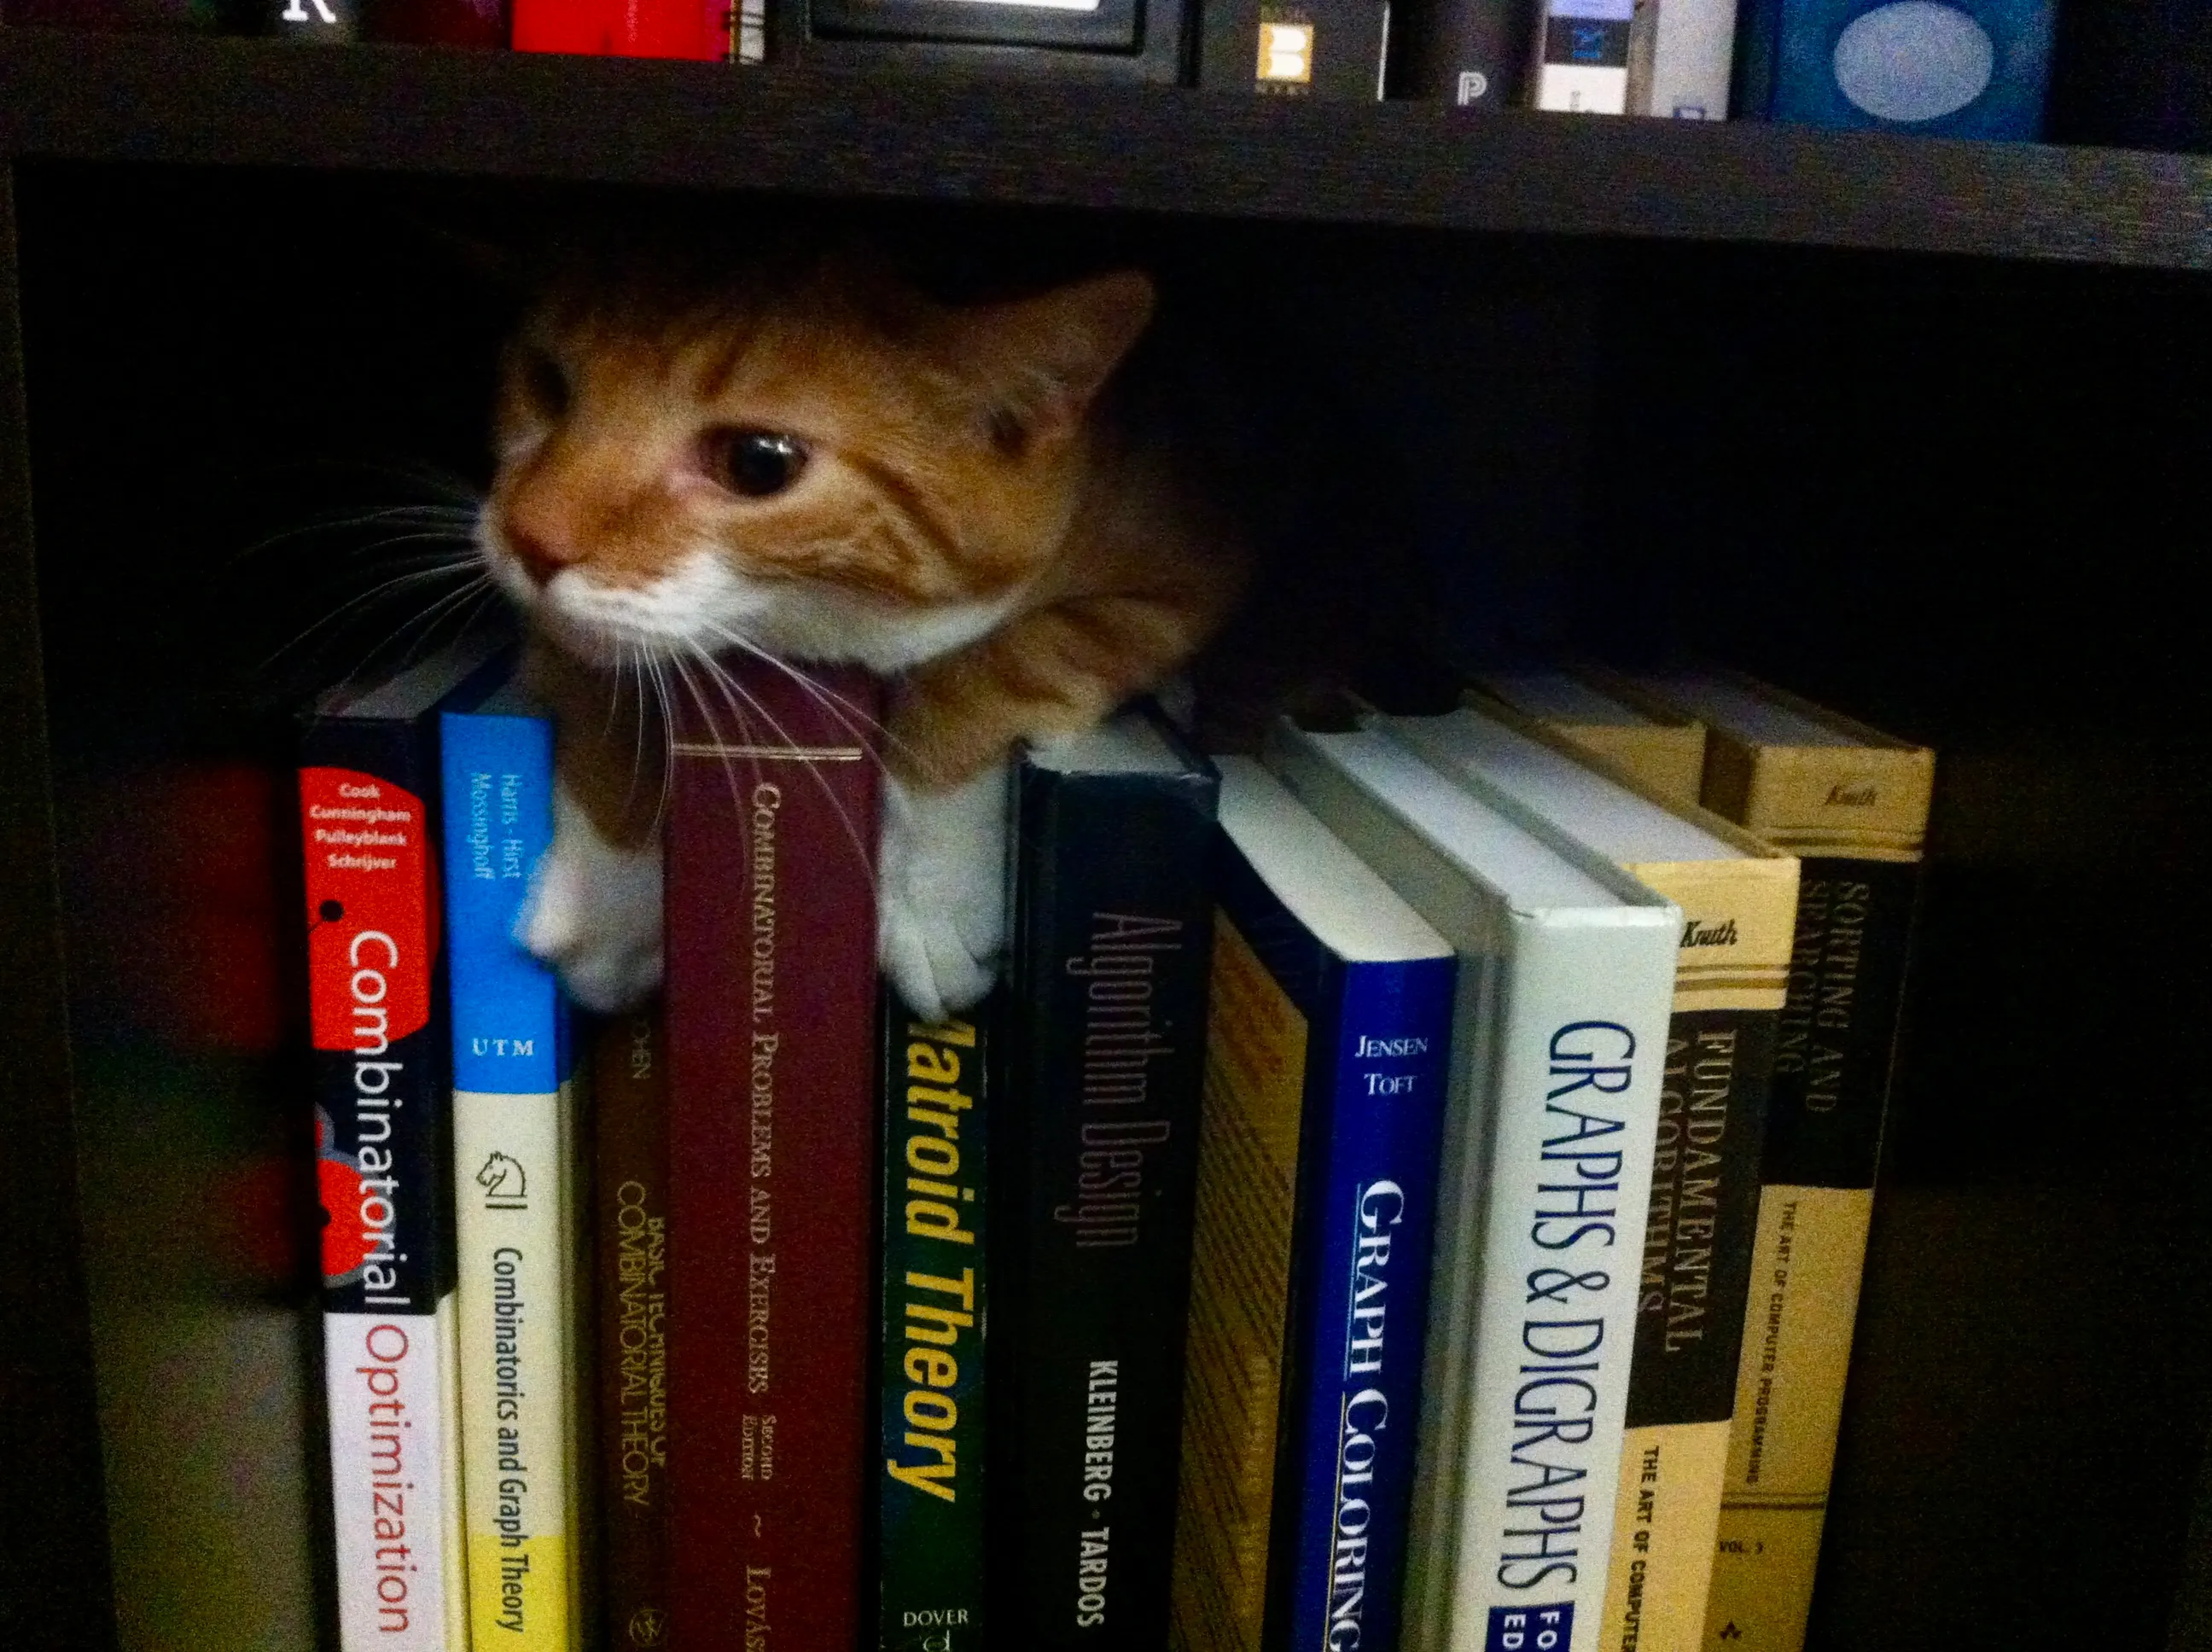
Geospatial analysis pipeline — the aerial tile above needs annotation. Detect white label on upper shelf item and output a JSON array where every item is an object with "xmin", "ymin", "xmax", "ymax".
[
  {"xmin": 928, "ymin": 0, "xmax": 1103, "ymax": 11},
  {"xmin": 1832, "ymin": 3, "xmax": 1994, "ymax": 122},
  {"xmin": 1258, "ymin": 21, "xmax": 1315, "ymax": 82},
  {"xmin": 1538, "ymin": 64, "xmax": 1630, "ymax": 113}
]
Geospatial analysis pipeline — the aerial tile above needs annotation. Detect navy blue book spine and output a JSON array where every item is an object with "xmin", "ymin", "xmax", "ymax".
[
  {"xmin": 1216, "ymin": 850, "xmax": 1458, "ymax": 1652},
  {"xmin": 1729, "ymin": 0, "xmax": 1781, "ymax": 117}
]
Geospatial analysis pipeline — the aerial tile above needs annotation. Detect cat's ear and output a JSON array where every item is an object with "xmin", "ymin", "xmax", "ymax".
[{"xmin": 953, "ymin": 271, "xmax": 1156, "ymax": 451}]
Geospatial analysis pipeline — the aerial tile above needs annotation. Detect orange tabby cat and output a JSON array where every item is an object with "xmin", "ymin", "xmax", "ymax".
[{"xmin": 477, "ymin": 240, "xmax": 1253, "ymax": 1019}]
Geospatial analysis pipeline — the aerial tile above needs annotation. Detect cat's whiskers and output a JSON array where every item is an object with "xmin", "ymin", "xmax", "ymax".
[
  {"xmin": 228, "ymin": 505, "xmax": 483, "ymax": 569},
  {"xmin": 678, "ymin": 640, "xmax": 880, "ymax": 888},
  {"xmin": 693, "ymin": 617, "xmax": 917, "ymax": 774},
  {"xmin": 259, "ymin": 554, "xmax": 486, "ymax": 674},
  {"xmin": 601, "ymin": 637, "xmax": 632, "ymax": 746},
  {"xmin": 642, "ymin": 649, "xmax": 678, "ymax": 835},
  {"xmin": 337, "ymin": 529, "xmax": 486, "ymax": 561},
  {"xmin": 537, "ymin": 561, "xmax": 899, "ymax": 837},
  {"xmin": 614, "ymin": 638, "xmax": 669, "ymax": 835},
  {"xmin": 664, "ymin": 649, "xmax": 760, "ymax": 834},
  {"xmin": 317, "ymin": 458, "xmax": 483, "ymax": 508},
  {"xmin": 315, "ymin": 573, "xmax": 499, "ymax": 696},
  {"xmin": 349, "ymin": 572, "xmax": 499, "ymax": 680}
]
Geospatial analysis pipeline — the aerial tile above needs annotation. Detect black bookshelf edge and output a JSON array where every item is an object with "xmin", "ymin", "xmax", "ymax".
[
  {"xmin": 0, "ymin": 166, "xmax": 118, "ymax": 1652},
  {"xmin": 2, "ymin": 29, "xmax": 2209, "ymax": 270}
]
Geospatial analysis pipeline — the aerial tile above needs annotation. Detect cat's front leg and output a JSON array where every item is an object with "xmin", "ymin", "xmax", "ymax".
[
  {"xmin": 877, "ymin": 760, "xmax": 1010, "ymax": 1023},
  {"xmin": 518, "ymin": 780, "xmax": 664, "ymax": 1013}
]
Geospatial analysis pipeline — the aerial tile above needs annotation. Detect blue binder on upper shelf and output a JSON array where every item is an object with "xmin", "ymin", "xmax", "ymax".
[{"xmin": 1734, "ymin": 0, "xmax": 2056, "ymax": 140}]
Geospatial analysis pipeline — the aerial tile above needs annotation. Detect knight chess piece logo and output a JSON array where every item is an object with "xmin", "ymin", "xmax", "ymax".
[{"xmin": 476, "ymin": 1150, "xmax": 529, "ymax": 1212}]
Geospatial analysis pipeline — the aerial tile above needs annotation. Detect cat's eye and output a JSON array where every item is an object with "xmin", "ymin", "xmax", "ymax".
[
  {"xmin": 520, "ymin": 348, "xmax": 569, "ymax": 418},
  {"xmin": 707, "ymin": 428, "xmax": 809, "ymax": 498}
]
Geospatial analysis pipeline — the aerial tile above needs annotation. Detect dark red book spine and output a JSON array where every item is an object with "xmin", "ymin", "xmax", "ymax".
[
  {"xmin": 595, "ymin": 1007, "xmax": 672, "ymax": 1652},
  {"xmin": 665, "ymin": 660, "xmax": 884, "ymax": 1652},
  {"xmin": 366, "ymin": 0, "xmax": 507, "ymax": 46}
]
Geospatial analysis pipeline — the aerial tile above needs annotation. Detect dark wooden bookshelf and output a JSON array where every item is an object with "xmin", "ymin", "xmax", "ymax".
[
  {"xmin": 2, "ymin": 24, "xmax": 2209, "ymax": 1652},
  {"xmin": 3, "ymin": 29, "xmax": 2212, "ymax": 268}
]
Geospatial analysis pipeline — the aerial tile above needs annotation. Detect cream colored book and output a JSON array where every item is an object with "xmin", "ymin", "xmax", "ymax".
[
  {"xmin": 1380, "ymin": 702, "xmax": 1796, "ymax": 1652},
  {"xmin": 1619, "ymin": 669, "xmax": 1933, "ymax": 1652},
  {"xmin": 1469, "ymin": 667, "xmax": 1708, "ymax": 811}
]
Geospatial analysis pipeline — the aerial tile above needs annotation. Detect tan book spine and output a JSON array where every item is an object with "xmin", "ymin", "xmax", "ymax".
[
  {"xmin": 1168, "ymin": 915, "xmax": 1306, "ymax": 1652},
  {"xmin": 1550, "ymin": 719, "xmax": 1708, "ymax": 811},
  {"xmin": 1464, "ymin": 670, "xmax": 1709, "ymax": 811},
  {"xmin": 1691, "ymin": 673, "xmax": 1934, "ymax": 861},
  {"xmin": 1619, "ymin": 672, "xmax": 1933, "ymax": 1652},
  {"xmin": 1597, "ymin": 855, "xmax": 1796, "ymax": 1652}
]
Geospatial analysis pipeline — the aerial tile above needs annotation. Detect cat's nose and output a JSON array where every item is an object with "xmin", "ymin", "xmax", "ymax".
[{"xmin": 504, "ymin": 526, "xmax": 566, "ymax": 588}]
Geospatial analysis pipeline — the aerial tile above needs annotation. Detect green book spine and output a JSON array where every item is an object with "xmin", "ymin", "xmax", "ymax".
[{"xmin": 877, "ymin": 995, "xmax": 994, "ymax": 1652}]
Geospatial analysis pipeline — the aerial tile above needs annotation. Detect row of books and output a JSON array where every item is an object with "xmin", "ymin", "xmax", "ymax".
[
  {"xmin": 4, "ymin": 0, "xmax": 2063, "ymax": 141},
  {"xmin": 293, "ymin": 643, "xmax": 1930, "ymax": 1652},
  {"xmin": 1167, "ymin": 666, "xmax": 1932, "ymax": 1652}
]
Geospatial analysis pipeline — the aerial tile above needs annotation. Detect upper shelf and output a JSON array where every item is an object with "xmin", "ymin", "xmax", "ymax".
[{"xmin": 3, "ymin": 28, "xmax": 2209, "ymax": 269}]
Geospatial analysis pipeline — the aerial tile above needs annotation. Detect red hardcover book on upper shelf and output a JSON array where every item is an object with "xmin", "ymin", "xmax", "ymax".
[
  {"xmin": 663, "ymin": 658, "xmax": 885, "ymax": 1652},
  {"xmin": 509, "ymin": 0, "xmax": 736, "ymax": 58}
]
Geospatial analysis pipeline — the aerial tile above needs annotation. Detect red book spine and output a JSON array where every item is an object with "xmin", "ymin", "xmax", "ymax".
[
  {"xmin": 297, "ymin": 738, "xmax": 467, "ymax": 1652},
  {"xmin": 665, "ymin": 660, "xmax": 884, "ymax": 1652},
  {"xmin": 509, "ymin": 0, "xmax": 726, "ymax": 58}
]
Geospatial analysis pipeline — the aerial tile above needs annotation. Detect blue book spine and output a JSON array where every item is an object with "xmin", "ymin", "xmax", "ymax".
[
  {"xmin": 1275, "ymin": 952, "xmax": 1458, "ymax": 1652},
  {"xmin": 1730, "ymin": 0, "xmax": 1781, "ymax": 117},
  {"xmin": 440, "ymin": 706, "xmax": 566, "ymax": 1096},
  {"xmin": 442, "ymin": 700, "xmax": 585, "ymax": 1648}
]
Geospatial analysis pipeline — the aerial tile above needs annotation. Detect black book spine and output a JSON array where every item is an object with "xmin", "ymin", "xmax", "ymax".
[
  {"xmin": 877, "ymin": 992, "xmax": 995, "ymax": 1652},
  {"xmin": 994, "ymin": 743, "xmax": 1218, "ymax": 1652},
  {"xmin": 1625, "ymin": 1005, "xmax": 1775, "ymax": 1431},
  {"xmin": 263, "ymin": 0, "xmax": 360, "ymax": 42},
  {"xmin": 1197, "ymin": 0, "xmax": 1390, "ymax": 98},
  {"xmin": 1762, "ymin": 858, "xmax": 1920, "ymax": 1192},
  {"xmin": 1705, "ymin": 854, "xmax": 1923, "ymax": 1643},
  {"xmin": 1384, "ymin": 0, "xmax": 1532, "ymax": 106}
]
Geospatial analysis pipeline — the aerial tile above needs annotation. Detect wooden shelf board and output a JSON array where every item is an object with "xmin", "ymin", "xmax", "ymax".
[{"xmin": 2, "ymin": 32, "xmax": 2209, "ymax": 265}]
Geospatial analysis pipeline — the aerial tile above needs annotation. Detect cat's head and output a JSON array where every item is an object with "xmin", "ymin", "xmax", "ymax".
[{"xmin": 478, "ymin": 249, "xmax": 1154, "ymax": 673}]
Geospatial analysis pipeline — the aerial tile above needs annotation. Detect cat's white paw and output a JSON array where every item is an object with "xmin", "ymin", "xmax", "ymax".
[
  {"xmin": 877, "ymin": 762, "xmax": 1010, "ymax": 1023},
  {"xmin": 519, "ymin": 784, "xmax": 663, "ymax": 1013}
]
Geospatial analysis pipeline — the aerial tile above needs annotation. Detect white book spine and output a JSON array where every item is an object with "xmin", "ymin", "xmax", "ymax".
[
  {"xmin": 1538, "ymin": 61, "xmax": 1631, "ymax": 113},
  {"xmin": 1537, "ymin": 0, "xmax": 1634, "ymax": 113},
  {"xmin": 456, "ymin": 1084, "xmax": 580, "ymax": 1651},
  {"xmin": 325, "ymin": 1300, "xmax": 469, "ymax": 1650},
  {"xmin": 1427, "ymin": 914, "xmax": 1674, "ymax": 1650},
  {"xmin": 1263, "ymin": 724, "xmax": 1676, "ymax": 1652},
  {"xmin": 1645, "ymin": 0, "xmax": 1735, "ymax": 118}
]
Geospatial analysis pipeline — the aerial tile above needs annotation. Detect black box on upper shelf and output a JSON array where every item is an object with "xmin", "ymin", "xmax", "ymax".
[
  {"xmin": 773, "ymin": 0, "xmax": 1191, "ymax": 79},
  {"xmin": 1196, "ymin": 0, "xmax": 1388, "ymax": 97},
  {"xmin": 2048, "ymin": 0, "xmax": 2212, "ymax": 154}
]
